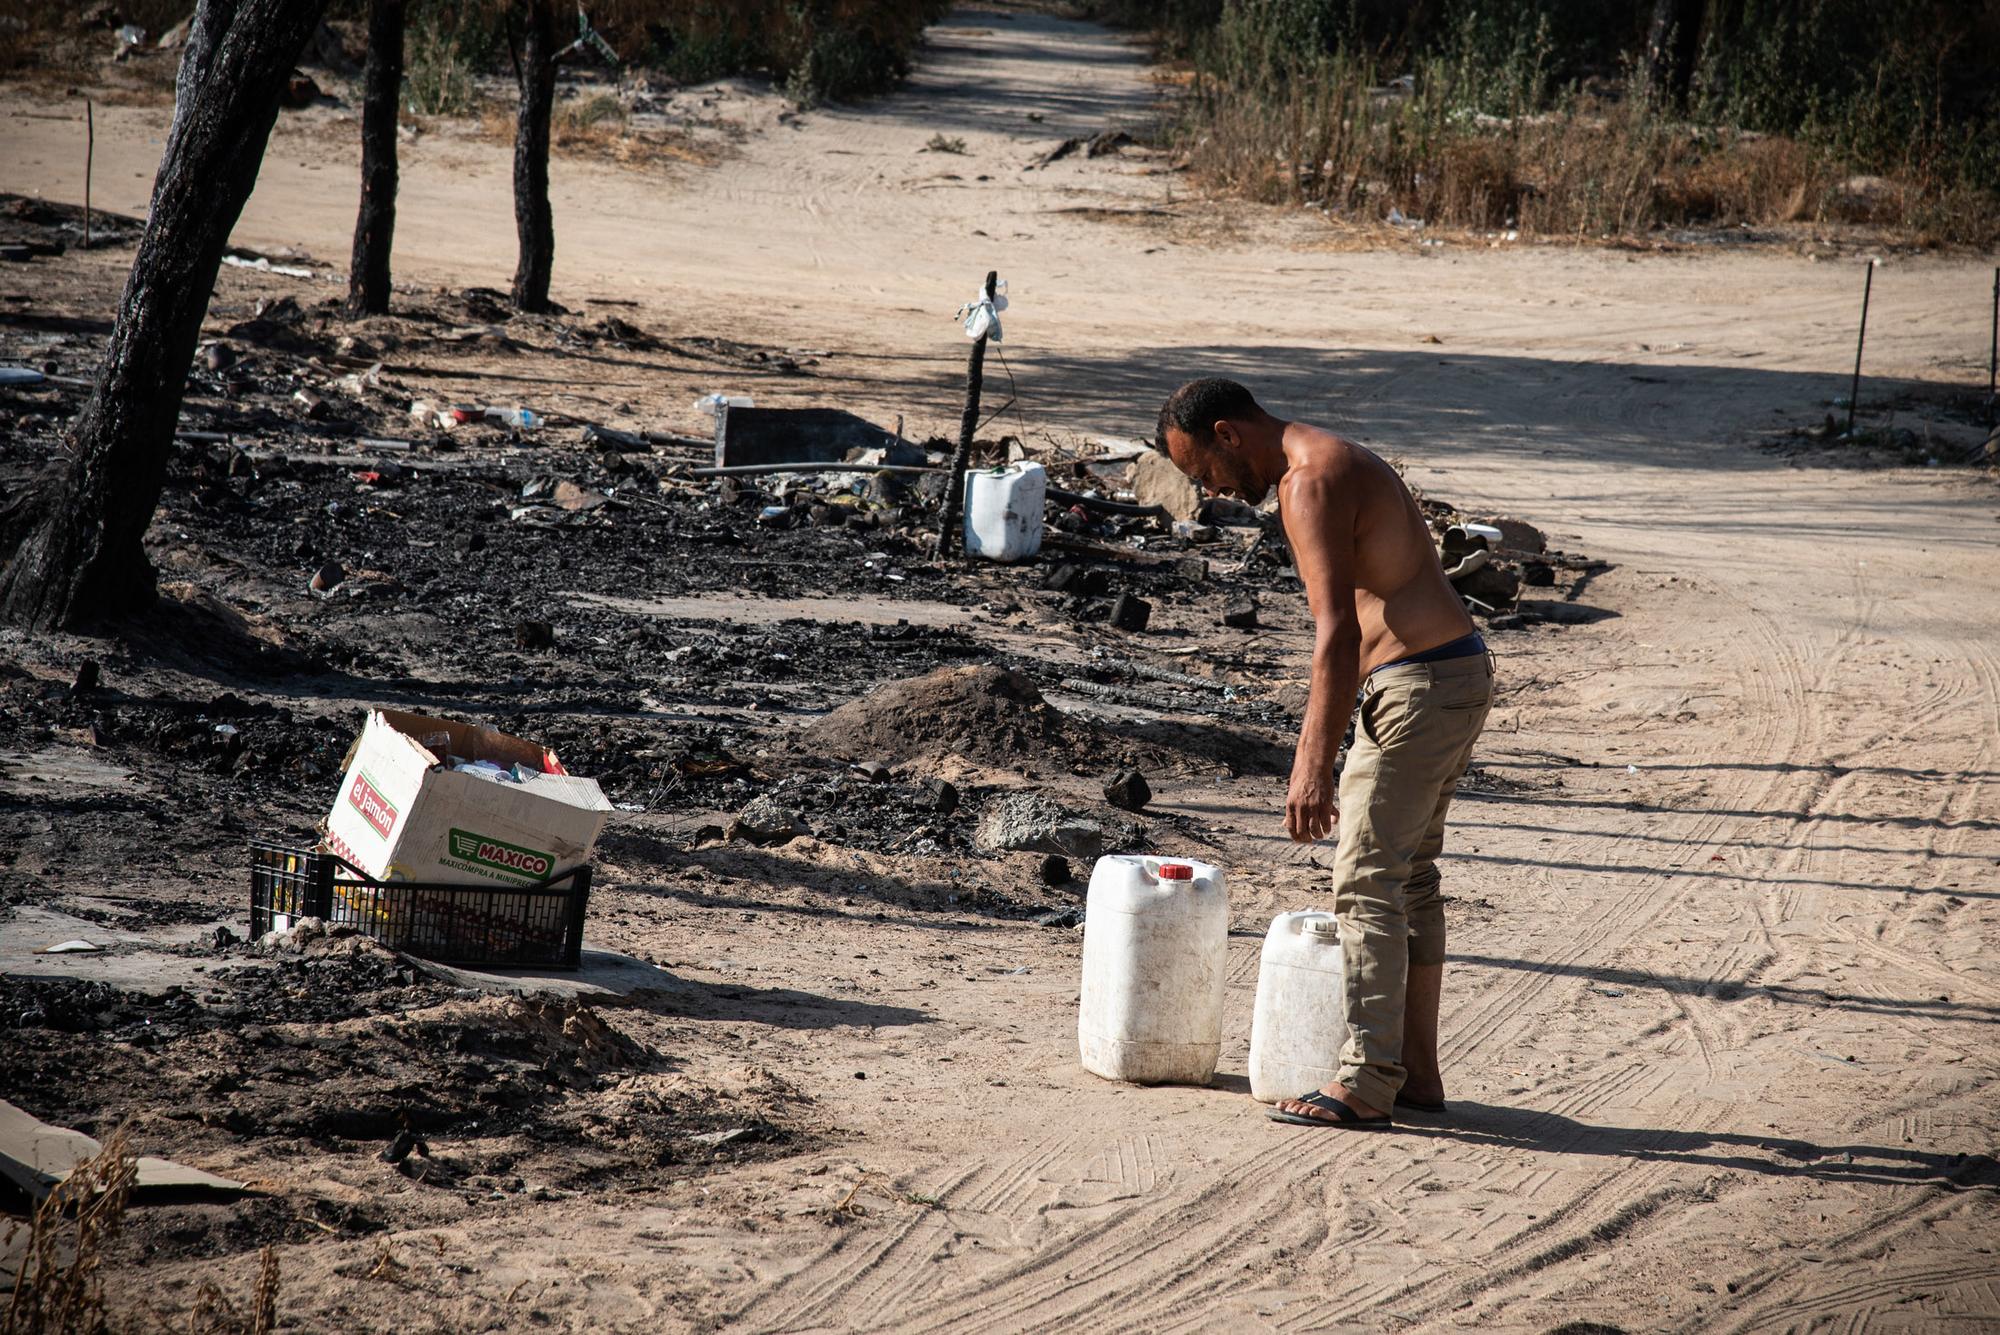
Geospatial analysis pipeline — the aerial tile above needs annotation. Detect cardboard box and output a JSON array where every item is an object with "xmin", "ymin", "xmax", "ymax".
[{"xmin": 324, "ymin": 709, "xmax": 610, "ymax": 887}]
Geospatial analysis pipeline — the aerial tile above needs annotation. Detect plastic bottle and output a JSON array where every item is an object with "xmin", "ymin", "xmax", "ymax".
[
  {"xmin": 1077, "ymin": 855, "xmax": 1228, "ymax": 1085},
  {"xmin": 962, "ymin": 460, "xmax": 1047, "ymax": 562},
  {"xmin": 485, "ymin": 406, "xmax": 541, "ymax": 429},
  {"xmin": 1247, "ymin": 910, "xmax": 1348, "ymax": 1103}
]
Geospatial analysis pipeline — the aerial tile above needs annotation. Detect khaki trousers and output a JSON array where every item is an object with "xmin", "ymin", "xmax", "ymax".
[{"xmin": 1331, "ymin": 651, "xmax": 1494, "ymax": 1110}]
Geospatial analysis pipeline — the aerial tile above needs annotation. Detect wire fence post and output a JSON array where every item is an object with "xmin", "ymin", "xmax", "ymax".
[
  {"xmin": 940, "ymin": 269, "xmax": 997, "ymax": 557},
  {"xmin": 1846, "ymin": 259, "xmax": 1874, "ymax": 438},
  {"xmin": 83, "ymin": 98, "xmax": 93, "ymax": 248},
  {"xmin": 1987, "ymin": 266, "xmax": 1997, "ymax": 425}
]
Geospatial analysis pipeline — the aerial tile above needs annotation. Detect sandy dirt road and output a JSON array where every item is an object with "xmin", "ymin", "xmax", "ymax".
[{"xmin": 5, "ymin": 6, "xmax": 1998, "ymax": 1331}]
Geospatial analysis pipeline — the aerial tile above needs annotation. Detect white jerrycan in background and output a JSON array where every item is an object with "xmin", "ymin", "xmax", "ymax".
[
  {"xmin": 962, "ymin": 461, "xmax": 1047, "ymax": 562},
  {"xmin": 1248, "ymin": 910, "xmax": 1348, "ymax": 1103},
  {"xmin": 1077, "ymin": 855, "xmax": 1228, "ymax": 1085}
]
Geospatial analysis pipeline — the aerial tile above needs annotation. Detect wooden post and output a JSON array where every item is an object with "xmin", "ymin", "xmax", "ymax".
[
  {"xmin": 1846, "ymin": 259, "xmax": 1874, "ymax": 438},
  {"xmin": 939, "ymin": 269, "xmax": 997, "ymax": 556},
  {"xmin": 83, "ymin": 99, "xmax": 93, "ymax": 247}
]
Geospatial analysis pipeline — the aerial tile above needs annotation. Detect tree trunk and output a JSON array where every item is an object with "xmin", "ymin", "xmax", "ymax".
[
  {"xmin": 1645, "ymin": 0, "xmax": 1705, "ymax": 106},
  {"xmin": 512, "ymin": 0, "xmax": 557, "ymax": 313},
  {"xmin": 0, "ymin": 0, "xmax": 328, "ymax": 631},
  {"xmin": 346, "ymin": 0, "xmax": 405, "ymax": 317}
]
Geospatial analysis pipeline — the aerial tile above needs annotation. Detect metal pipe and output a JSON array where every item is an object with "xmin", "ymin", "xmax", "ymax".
[
  {"xmin": 688, "ymin": 462, "xmax": 943, "ymax": 478},
  {"xmin": 1847, "ymin": 259, "xmax": 1874, "ymax": 437},
  {"xmin": 1046, "ymin": 487, "xmax": 1168, "ymax": 519}
]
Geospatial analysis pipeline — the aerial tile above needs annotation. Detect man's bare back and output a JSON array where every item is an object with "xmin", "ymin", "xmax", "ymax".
[{"xmin": 1275, "ymin": 421, "xmax": 1473, "ymax": 676}]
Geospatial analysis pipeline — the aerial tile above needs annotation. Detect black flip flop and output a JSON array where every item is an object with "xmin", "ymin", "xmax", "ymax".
[
  {"xmin": 1266, "ymin": 1091, "xmax": 1394, "ymax": 1129},
  {"xmin": 1394, "ymin": 1092, "xmax": 1448, "ymax": 1114}
]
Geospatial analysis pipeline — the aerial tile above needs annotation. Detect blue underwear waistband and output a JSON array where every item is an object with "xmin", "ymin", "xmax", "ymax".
[{"xmin": 1374, "ymin": 631, "xmax": 1487, "ymax": 673}]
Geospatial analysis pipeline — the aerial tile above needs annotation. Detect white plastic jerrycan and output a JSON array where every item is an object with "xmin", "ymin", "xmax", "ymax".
[
  {"xmin": 1248, "ymin": 910, "xmax": 1348, "ymax": 1103},
  {"xmin": 962, "ymin": 460, "xmax": 1047, "ymax": 562},
  {"xmin": 1078, "ymin": 854, "xmax": 1228, "ymax": 1085}
]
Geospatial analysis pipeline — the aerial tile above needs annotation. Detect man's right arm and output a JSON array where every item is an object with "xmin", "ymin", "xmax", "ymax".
[{"xmin": 1280, "ymin": 467, "xmax": 1362, "ymax": 843}]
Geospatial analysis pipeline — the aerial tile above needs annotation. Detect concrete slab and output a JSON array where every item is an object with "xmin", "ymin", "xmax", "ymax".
[
  {"xmin": 419, "ymin": 947, "xmax": 676, "ymax": 998},
  {"xmin": 0, "ymin": 906, "xmax": 256, "ymax": 993}
]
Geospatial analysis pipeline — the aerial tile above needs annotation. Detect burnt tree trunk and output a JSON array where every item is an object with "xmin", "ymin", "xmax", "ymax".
[
  {"xmin": 1645, "ymin": 0, "xmax": 1705, "ymax": 106},
  {"xmin": 346, "ymin": 0, "xmax": 405, "ymax": 316},
  {"xmin": 0, "ymin": 0, "xmax": 328, "ymax": 630},
  {"xmin": 511, "ymin": 0, "xmax": 558, "ymax": 313}
]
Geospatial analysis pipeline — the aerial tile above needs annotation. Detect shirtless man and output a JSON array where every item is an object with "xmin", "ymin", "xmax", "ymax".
[{"xmin": 1154, "ymin": 378, "xmax": 1494, "ymax": 1130}]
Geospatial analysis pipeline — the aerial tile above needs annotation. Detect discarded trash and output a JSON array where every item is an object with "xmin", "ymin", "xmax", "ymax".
[
  {"xmin": 309, "ymin": 561, "xmax": 346, "ymax": 593},
  {"xmin": 1108, "ymin": 593, "xmax": 1152, "ymax": 632},
  {"xmin": 35, "ymin": 939, "xmax": 102, "ymax": 955},
  {"xmin": 962, "ymin": 460, "xmax": 1046, "ymax": 562},
  {"xmin": 695, "ymin": 392, "xmax": 753, "ymax": 415},
  {"xmin": 221, "ymin": 253, "xmax": 314, "ymax": 279},
  {"xmin": 115, "ymin": 23, "xmax": 146, "ymax": 47},
  {"xmin": 321, "ymin": 708, "xmax": 609, "ymax": 890},
  {"xmin": 0, "ymin": 1100, "xmax": 244, "ymax": 1202},
  {"xmin": 688, "ymin": 1127, "xmax": 758, "ymax": 1148},
  {"xmin": 0, "ymin": 366, "xmax": 47, "ymax": 387},
  {"xmin": 552, "ymin": 480, "xmax": 608, "ymax": 511},
  {"xmin": 485, "ymin": 405, "xmax": 542, "ymax": 429},
  {"xmin": 957, "ymin": 278, "xmax": 1008, "ymax": 341},
  {"xmin": 712, "ymin": 405, "xmax": 897, "ymax": 468},
  {"xmin": 1034, "ymin": 905, "xmax": 1083, "ymax": 928},
  {"xmin": 1464, "ymin": 522, "xmax": 1504, "ymax": 546},
  {"xmin": 582, "ymin": 423, "xmax": 648, "ymax": 452}
]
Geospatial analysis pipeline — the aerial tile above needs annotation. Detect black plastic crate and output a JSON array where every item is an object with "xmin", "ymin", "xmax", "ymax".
[{"xmin": 249, "ymin": 840, "xmax": 590, "ymax": 969}]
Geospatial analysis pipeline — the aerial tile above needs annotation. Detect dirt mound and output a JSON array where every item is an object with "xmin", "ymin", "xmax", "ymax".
[{"xmin": 804, "ymin": 664, "xmax": 1083, "ymax": 767}]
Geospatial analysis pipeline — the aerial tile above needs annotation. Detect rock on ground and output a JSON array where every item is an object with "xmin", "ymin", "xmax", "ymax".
[
  {"xmin": 974, "ymin": 794, "xmax": 1105, "ymax": 859},
  {"xmin": 1131, "ymin": 449, "xmax": 1201, "ymax": 521},
  {"xmin": 729, "ymin": 795, "xmax": 809, "ymax": 846}
]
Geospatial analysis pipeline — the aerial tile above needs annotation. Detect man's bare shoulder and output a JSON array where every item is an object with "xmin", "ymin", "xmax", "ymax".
[{"xmin": 1277, "ymin": 426, "xmax": 1366, "ymax": 505}]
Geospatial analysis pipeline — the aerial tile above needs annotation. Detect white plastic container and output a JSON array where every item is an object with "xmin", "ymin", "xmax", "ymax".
[
  {"xmin": 1248, "ymin": 910, "xmax": 1348, "ymax": 1103},
  {"xmin": 1078, "ymin": 854, "xmax": 1228, "ymax": 1085},
  {"xmin": 962, "ymin": 461, "xmax": 1047, "ymax": 562}
]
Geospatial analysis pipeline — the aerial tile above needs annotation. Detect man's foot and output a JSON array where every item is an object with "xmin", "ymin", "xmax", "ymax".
[
  {"xmin": 1396, "ymin": 1075, "xmax": 1447, "ymax": 1113},
  {"xmin": 1267, "ymin": 1083, "xmax": 1393, "ymax": 1129}
]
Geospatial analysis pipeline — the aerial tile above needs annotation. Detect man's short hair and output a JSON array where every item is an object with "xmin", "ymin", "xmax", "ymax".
[{"xmin": 1155, "ymin": 378, "xmax": 1260, "ymax": 454}]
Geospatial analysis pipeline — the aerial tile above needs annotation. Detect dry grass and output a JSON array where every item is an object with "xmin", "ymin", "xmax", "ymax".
[
  {"xmin": 1168, "ymin": 3, "xmax": 1997, "ymax": 248},
  {"xmin": 1185, "ymin": 63, "xmax": 1994, "ymax": 247},
  {"xmin": 2, "ymin": 1126, "xmax": 134, "ymax": 1335},
  {"xmin": 473, "ymin": 95, "xmax": 719, "ymax": 171}
]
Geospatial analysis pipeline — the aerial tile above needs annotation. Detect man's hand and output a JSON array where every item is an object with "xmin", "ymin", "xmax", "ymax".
[{"xmin": 1286, "ymin": 770, "xmax": 1336, "ymax": 843}]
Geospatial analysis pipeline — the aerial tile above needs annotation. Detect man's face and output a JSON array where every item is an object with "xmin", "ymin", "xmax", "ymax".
[{"xmin": 1164, "ymin": 424, "xmax": 1265, "ymax": 502}]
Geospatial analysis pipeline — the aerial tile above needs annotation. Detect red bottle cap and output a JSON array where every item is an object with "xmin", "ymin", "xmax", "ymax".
[{"xmin": 1157, "ymin": 863, "xmax": 1194, "ymax": 880}]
